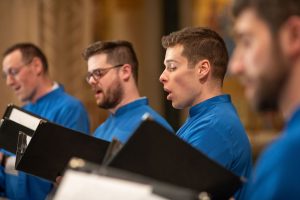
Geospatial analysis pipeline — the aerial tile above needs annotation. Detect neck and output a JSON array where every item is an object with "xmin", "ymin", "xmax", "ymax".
[
  {"xmin": 30, "ymin": 76, "xmax": 54, "ymax": 103},
  {"xmin": 108, "ymin": 84, "xmax": 140, "ymax": 114},
  {"xmin": 192, "ymin": 82, "xmax": 223, "ymax": 107},
  {"xmin": 280, "ymin": 60, "xmax": 300, "ymax": 121}
]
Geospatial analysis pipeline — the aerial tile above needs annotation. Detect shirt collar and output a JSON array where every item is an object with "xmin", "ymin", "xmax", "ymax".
[
  {"xmin": 284, "ymin": 106, "xmax": 300, "ymax": 137},
  {"xmin": 114, "ymin": 97, "xmax": 148, "ymax": 116},
  {"xmin": 28, "ymin": 84, "xmax": 64, "ymax": 105},
  {"xmin": 189, "ymin": 94, "xmax": 231, "ymax": 117}
]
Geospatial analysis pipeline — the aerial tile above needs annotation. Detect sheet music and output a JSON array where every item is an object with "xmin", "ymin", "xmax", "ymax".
[
  {"xmin": 53, "ymin": 170, "xmax": 168, "ymax": 200},
  {"xmin": 9, "ymin": 108, "xmax": 41, "ymax": 131},
  {"xmin": 26, "ymin": 135, "xmax": 32, "ymax": 145}
]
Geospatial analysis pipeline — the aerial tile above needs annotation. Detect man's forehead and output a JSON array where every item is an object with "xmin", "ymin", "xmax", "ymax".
[
  {"xmin": 165, "ymin": 44, "xmax": 184, "ymax": 57},
  {"xmin": 3, "ymin": 50, "xmax": 23, "ymax": 67},
  {"xmin": 88, "ymin": 53, "xmax": 107, "ymax": 63},
  {"xmin": 233, "ymin": 9, "xmax": 263, "ymax": 35},
  {"xmin": 4, "ymin": 49, "xmax": 22, "ymax": 59},
  {"xmin": 87, "ymin": 53, "xmax": 109, "ymax": 70},
  {"xmin": 164, "ymin": 46, "xmax": 187, "ymax": 66}
]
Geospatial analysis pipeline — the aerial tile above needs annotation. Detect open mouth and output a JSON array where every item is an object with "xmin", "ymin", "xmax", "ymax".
[
  {"xmin": 94, "ymin": 88, "xmax": 103, "ymax": 97},
  {"xmin": 13, "ymin": 86, "xmax": 21, "ymax": 93},
  {"xmin": 163, "ymin": 88, "xmax": 172, "ymax": 100},
  {"xmin": 163, "ymin": 87, "xmax": 171, "ymax": 93}
]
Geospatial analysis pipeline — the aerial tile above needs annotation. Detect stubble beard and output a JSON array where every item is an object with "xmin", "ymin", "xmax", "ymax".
[
  {"xmin": 254, "ymin": 44, "xmax": 289, "ymax": 113},
  {"xmin": 97, "ymin": 79, "xmax": 124, "ymax": 110}
]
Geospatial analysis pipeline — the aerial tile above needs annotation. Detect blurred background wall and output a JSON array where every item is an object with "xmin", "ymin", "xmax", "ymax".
[{"xmin": 0, "ymin": 0, "xmax": 283, "ymax": 161}]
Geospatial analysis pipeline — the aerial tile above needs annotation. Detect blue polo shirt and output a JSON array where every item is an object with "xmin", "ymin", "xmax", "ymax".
[
  {"xmin": 177, "ymin": 94, "xmax": 252, "ymax": 200},
  {"xmin": 244, "ymin": 107, "xmax": 300, "ymax": 200},
  {"xmin": 94, "ymin": 97, "xmax": 173, "ymax": 143}
]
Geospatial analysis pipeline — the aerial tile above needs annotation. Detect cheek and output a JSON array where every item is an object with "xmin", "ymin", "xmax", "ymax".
[
  {"xmin": 17, "ymin": 69, "xmax": 34, "ymax": 84},
  {"xmin": 245, "ymin": 42, "xmax": 272, "ymax": 77},
  {"xmin": 16, "ymin": 74, "xmax": 31, "ymax": 86},
  {"xmin": 102, "ymin": 76, "xmax": 118, "ymax": 92},
  {"xmin": 172, "ymin": 73, "xmax": 197, "ymax": 96}
]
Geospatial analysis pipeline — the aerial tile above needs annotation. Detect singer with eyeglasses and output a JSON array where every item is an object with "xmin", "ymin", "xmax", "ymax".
[
  {"xmin": 82, "ymin": 40, "xmax": 173, "ymax": 143},
  {"xmin": 0, "ymin": 43, "xmax": 90, "ymax": 200}
]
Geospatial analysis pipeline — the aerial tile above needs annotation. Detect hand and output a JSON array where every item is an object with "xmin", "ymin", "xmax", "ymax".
[
  {"xmin": 0, "ymin": 152, "xmax": 7, "ymax": 167},
  {"xmin": 0, "ymin": 152, "xmax": 4, "ymax": 166},
  {"xmin": 55, "ymin": 176, "xmax": 63, "ymax": 187}
]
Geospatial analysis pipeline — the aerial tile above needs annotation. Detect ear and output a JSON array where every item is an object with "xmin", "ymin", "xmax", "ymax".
[
  {"xmin": 31, "ymin": 57, "xmax": 44, "ymax": 76},
  {"xmin": 196, "ymin": 59, "xmax": 211, "ymax": 79},
  {"xmin": 280, "ymin": 16, "xmax": 300, "ymax": 60},
  {"xmin": 120, "ymin": 64, "xmax": 132, "ymax": 81}
]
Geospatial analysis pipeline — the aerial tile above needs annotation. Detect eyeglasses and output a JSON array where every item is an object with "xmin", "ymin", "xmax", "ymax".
[
  {"xmin": 2, "ymin": 60, "xmax": 32, "ymax": 80},
  {"xmin": 85, "ymin": 64, "xmax": 124, "ymax": 83}
]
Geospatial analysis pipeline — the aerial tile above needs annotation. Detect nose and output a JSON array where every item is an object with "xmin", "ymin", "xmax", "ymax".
[
  {"xmin": 87, "ymin": 75, "xmax": 98, "ymax": 86},
  {"xmin": 159, "ymin": 69, "xmax": 167, "ymax": 84},
  {"xmin": 5, "ymin": 75, "xmax": 15, "ymax": 87},
  {"xmin": 229, "ymin": 49, "xmax": 244, "ymax": 76}
]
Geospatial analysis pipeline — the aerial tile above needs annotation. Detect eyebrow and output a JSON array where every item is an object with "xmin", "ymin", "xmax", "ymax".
[
  {"xmin": 233, "ymin": 24, "xmax": 254, "ymax": 41},
  {"xmin": 164, "ymin": 59, "xmax": 179, "ymax": 65},
  {"xmin": 87, "ymin": 67, "xmax": 102, "ymax": 73}
]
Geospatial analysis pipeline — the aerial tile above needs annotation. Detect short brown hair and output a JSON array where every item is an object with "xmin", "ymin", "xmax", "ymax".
[
  {"xmin": 3, "ymin": 43, "xmax": 49, "ymax": 73},
  {"xmin": 82, "ymin": 40, "xmax": 139, "ymax": 82},
  {"xmin": 162, "ymin": 27, "xmax": 228, "ymax": 84},
  {"xmin": 232, "ymin": 0, "xmax": 300, "ymax": 33}
]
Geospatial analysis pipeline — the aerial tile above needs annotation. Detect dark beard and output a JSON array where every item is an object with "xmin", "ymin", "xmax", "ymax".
[
  {"xmin": 254, "ymin": 45, "xmax": 289, "ymax": 112},
  {"xmin": 98, "ymin": 80, "xmax": 123, "ymax": 109},
  {"xmin": 254, "ymin": 75, "xmax": 285, "ymax": 112}
]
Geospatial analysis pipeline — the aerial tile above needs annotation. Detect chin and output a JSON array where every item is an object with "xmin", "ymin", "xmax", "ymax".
[
  {"xmin": 95, "ymin": 101, "xmax": 101, "ymax": 107},
  {"xmin": 96, "ymin": 102, "xmax": 102, "ymax": 107},
  {"xmin": 172, "ymin": 102, "xmax": 184, "ymax": 110},
  {"xmin": 245, "ymin": 89, "xmax": 256, "ymax": 103},
  {"xmin": 19, "ymin": 95, "xmax": 29, "ymax": 102}
]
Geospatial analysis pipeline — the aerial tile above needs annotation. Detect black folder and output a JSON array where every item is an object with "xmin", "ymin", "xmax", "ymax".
[
  {"xmin": 0, "ymin": 104, "xmax": 46, "ymax": 153},
  {"xmin": 0, "ymin": 119, "xmax": 34, "ymax": 153},
  {"xmin": 15, "ymin": 121, "xmax": 110, "ymax": 182},
  {"xmin": 106, "ymin": 119, "xmax": 243, "ymax": 200}
]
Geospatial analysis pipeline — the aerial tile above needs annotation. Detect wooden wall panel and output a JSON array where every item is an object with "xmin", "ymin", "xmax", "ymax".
[
  {"xmin": 0, "ymin": 0, "xmax": 105, "ymax": 132},
  {"xmin": 93, "ymin": 0, "xmax": 164, "ymax": 116},
  {"xmin": 0, "ymin": 0, "xmax": 40, "ymax": 116}
]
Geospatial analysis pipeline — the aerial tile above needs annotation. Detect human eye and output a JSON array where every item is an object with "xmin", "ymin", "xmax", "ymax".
[
  {"xmin": 166, "ymin": 63, "xmax": 177, "ymax": 72},
  {"xmin": 242, "ymin": 38, "xmax": 251, "ymax": 48},
  {"xmin": 237, "ymin": 34, "xmax": 252, "ymax": 48},
  {"xmin": 93, "ymin": 69, "xmax": 104, "ymax": 78},
  {"xmin": 7, "ymin": 68, "xmax": 20, "ymax": 77}
]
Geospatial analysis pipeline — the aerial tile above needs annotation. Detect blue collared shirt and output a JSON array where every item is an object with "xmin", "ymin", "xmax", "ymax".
[
  {"xmin": 177, "ymin": 94, "xmax": 252, "ymax": 200},
  {"xmin": 244, "ymin": 107, "xmax": 300, "ymax": 200},
  {"xmin": 94, "ymin": 97, "xmax": 173, "ymax": 143}
]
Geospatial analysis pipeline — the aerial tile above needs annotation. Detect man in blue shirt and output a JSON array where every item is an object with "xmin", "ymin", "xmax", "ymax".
[
  {"xmin": 1, "ymin": 43, "xmax": 90, "ymax": 200},
  {"xmin": 230, "ymin": 0, "xmax": 300, "ymax": 199},
  {"xmin": 159, "ymin": 27, "xmax": 252, "ymax": 199},
  {"xmin": 82, "ymin": 40, "xmax": 173, "ymax": 143}
]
